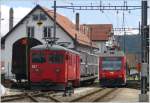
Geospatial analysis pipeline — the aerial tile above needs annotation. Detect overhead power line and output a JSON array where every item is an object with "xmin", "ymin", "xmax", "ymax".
[
  {"xmin": 53, "ymin": 5, "xmax": 142, "ymax": 11},
  {"xmin": 52, "ymin": 0, "xmax": 149, "ymax": 11},
  {"xmin": 113, "ymin": 27, "xmax": 139, "ymax": 31}
]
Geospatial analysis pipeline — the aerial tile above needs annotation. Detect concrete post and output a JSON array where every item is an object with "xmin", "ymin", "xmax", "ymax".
[{"xmin": 139, "ymin": 63, "xmax": 149, "ymax": 102}]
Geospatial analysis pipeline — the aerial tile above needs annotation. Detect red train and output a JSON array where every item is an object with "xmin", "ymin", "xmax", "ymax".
[
  {"xmin": 30, "ymin": 44, "xmax": 98, "ymax": 90},
  {"xmin": 98, "ymin": 50, "xmax": 126, "ymax": 86}
]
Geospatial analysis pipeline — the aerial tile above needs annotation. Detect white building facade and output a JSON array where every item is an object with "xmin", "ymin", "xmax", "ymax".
[{"xmin": 1, "ymin": 5, "xmax": 97, "ymax": 78}]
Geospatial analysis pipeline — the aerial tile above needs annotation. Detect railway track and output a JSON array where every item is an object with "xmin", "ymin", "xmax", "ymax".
[
  {"xmin": 69, "ymin": 88, "xmax": 118, "ymax": 102},
  {"xmin": 1, "ymin": 91, "xmax": 60, "ymax": 102}
]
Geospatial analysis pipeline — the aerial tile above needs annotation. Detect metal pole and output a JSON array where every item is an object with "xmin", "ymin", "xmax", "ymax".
[
  {"xmin": 54, "ymin": 0, "xmax": 56, "ymax": 44},
  {"xmin": 141, "ymin": 0, "xmax": 147, "ymax": 93},
  {"xmin": 124, "ymin": 31, "xmax": 126, "ymax": 54},
  {"xmin": 90, "ymin": 28, "xmax": 92, "ymax": 53},
  {"xmin": 138, "ymin": 21, "xmax": 141, "ymax": 80},
  {"xmin": 139, "ymin": 21, "xmax": 141, "ymax": 62},
  {"xmin": 122, "ymin": 11, "xmax": 126, "ymax": 54},
  {"xmin": 26, "ymin": 20, "xmax": 30, "ymax": 86},
  {"xmin": 141, "ymin": 0, "xmax": 147, "ymax": 63},
  {"xmin": 139, "ymin": 0, "xmax": 148, "ymax": 102}
]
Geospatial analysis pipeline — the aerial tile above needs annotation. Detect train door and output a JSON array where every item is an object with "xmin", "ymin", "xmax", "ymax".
[
  {"xmin": 46, "ymin": 51, "xmax": 65, "ymax": 82},
  {"xmin": 30, "ymin": 51, "xmax": 46, "ymax": 82}
]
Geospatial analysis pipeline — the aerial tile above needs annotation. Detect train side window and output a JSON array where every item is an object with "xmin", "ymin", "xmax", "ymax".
[
  {"xmin": 32, "ymin": 53, "xmax": 46, "ymax": 63},
  {"xmin": 48, "ymin": 54, "xmax": 64, "ymax": 64}
]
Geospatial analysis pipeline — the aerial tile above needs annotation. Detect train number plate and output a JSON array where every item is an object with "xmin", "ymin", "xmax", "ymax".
[{"xmin": 32, "ymin": 65, "xmax": 38, "ymax": 68}]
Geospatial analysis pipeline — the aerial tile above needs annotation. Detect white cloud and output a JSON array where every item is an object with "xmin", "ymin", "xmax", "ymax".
[{"xmin": 1, "ymin": 5, "xmax": 31, "ymax": 36}]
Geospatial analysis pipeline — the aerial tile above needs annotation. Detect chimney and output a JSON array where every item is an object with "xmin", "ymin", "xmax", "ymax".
[
  {"xmin": 9, "ymin": 8, "xmax": 13, "ymax": 31},
  {"xmin": 75, "ymin": 13, "xmax": 79, "ymax": 31}
]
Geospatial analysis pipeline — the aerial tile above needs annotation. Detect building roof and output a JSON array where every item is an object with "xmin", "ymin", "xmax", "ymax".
[
  {"xmin": 42, "ymin": 7, "xmax": 96, "ymax": 47},
  {"xmin": 85, "ymin": 24, "xmax": 113, "ymax": 41},
  {"xmin": 1, "ymin": 5, "xmax": 97, "ymax": 48}
]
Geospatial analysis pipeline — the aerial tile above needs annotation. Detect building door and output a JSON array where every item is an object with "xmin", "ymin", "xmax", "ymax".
[{"xmin": 12, "ymin": 38, "xmax": 42, "ymax": 81}]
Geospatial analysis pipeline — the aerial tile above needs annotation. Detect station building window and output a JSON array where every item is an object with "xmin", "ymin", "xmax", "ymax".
[
  {"xmin": 32, "ymin": 14, "xmax": 38, "ymax": 21},
  {"xmin": 43, "ymin": 27, "xmax": 51, "ymax": 38},
  {"xmin": 32, "ymin": 14, "xmax": 47, "ymax": 21},
  {"xmin": 27, "ymin": 26, "xmax": 34, "ymax": 37},
  {"xmin": 40, "ymin": 14, "xmax": 47, "ymax": 20}
]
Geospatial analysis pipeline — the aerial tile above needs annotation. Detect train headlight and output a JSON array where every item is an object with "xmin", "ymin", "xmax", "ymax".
[
  {"xmin": 56, "ymin": 68, "xmax": 60, "ymax": 73},
  {"xmin": 35, "ymin": 68, "xmax": 40, "ymax": 72},
  {"xmin": 110, "ymin": 72, "xmax": 114, "ymax": 74},
  {"xmin": 119, "ymin": 74, "xmax": 123, "ymax": 78},
  {"xmin": 102, "ymin": 73, "xmax": 105, "ymax": 77}
]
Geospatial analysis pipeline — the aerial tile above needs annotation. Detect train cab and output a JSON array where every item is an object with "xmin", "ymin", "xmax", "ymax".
[
  {"xmin": 30, "ymin": 45, "xmax": 80, "ymax": 90},
  {"xmin": 98, "ymin": 50, "xmax": 126, "ymax": 86}
]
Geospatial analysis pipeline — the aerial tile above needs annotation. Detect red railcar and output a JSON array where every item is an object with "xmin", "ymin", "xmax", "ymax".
[
  {"xmin": 98, "ymin": 50, "xmax": 126, "ymax": 86},
  {"xmin": 30, "ymin": 45, "xmax": 81, "ymax": 90}
]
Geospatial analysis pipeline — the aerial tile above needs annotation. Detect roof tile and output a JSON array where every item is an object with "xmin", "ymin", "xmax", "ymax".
[
  {"xmin": 42, "ymin": 7, "xmax": 96, "ymax": 47},
  {"xmin": 86, "ymin": 24, "xmax": 113, "ymax": 41}
]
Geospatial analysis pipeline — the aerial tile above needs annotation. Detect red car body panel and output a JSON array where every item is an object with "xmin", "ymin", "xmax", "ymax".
[
  {"xmin": 99, "ymin": 56, "xmax": 126, "ymax": 85},
  {"xmin": 30, "ymin": 50, "xmax": 80, "ymax": 87}
]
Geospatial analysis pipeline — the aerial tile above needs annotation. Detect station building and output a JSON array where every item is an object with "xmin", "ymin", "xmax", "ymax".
[{"xmin": 1, "ymin": 5, "xmax": 112, "ymax": 78}]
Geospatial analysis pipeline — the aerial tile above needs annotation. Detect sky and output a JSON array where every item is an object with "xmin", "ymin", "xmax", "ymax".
[{"xmin": 0, "ymin": 0, "xmax": 150, "ymax": 36}]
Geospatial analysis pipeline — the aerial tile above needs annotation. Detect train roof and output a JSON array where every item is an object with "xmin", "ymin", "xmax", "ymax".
[
  {"xmin": 31, "ymin": 44, "xmax": 80, "ymax": 55},
  {"xmin": 97, "ymin": 50, "xmax": 125, "ymax": 57}
]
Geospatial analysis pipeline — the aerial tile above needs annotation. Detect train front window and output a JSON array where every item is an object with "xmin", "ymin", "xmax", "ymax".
[
  {"xmin": 102, "ymin": 57, "xmax": 122, "ymax": 70},
  {"xmin": 48, "ymin": 54, "xmax": 64, "ymax": 64},
  {"xmin": 32, "ymin": 53, "xmax": 46, "ymax": 63}
]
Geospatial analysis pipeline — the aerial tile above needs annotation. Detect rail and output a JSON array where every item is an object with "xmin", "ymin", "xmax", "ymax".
[
  {"xmin": 1, "ymin": 91, "xmax": 60, "ymax": 102},
  {"xmin": 70, "ymin": 88, "xmax": 118, "ymax": 102}
]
